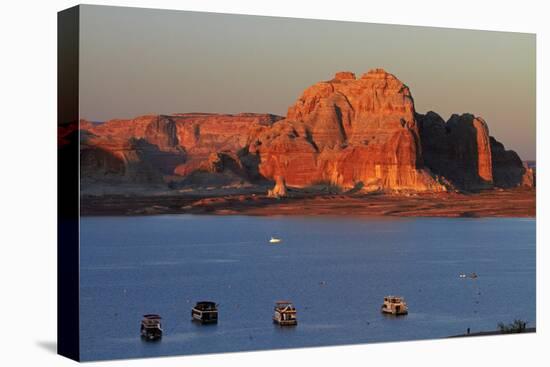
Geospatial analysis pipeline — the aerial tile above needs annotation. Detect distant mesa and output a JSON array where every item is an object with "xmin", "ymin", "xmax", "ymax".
[{"xmin": 75, "ymin": 68, "xmax": 534, "ymax": 194}]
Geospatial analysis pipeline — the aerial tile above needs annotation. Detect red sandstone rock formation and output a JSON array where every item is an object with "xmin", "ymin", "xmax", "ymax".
[
  {"xmin": 252, "ymin": 69, "xmax": 446, "ymax": 192},
  {"xmin": 417, "ymin": 112, "xmax": 493, "ymax": 190},
  {"xmin": 417, "ymin": 111, "xmax": 531, "ymax": 190},
  {"xmin": 79, "ymin": 113, "xmax": 280, "ymax": 186},
  {"xmin": 78, "ymin": 69, "xmax": 533, "ymax": 193},
  {"xmin": 490, "ymin": 137, "xmax": 535, "ymax": 188}
]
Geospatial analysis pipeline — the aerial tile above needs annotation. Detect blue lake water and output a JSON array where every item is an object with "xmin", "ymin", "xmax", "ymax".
[{"xmin": 79, "ymin": 215, "xmax": 536, "ymax": 361}]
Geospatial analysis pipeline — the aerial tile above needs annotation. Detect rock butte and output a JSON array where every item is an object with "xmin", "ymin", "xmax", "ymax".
[{"xmin": 78, "ymin": 69, "xmax": 534, "ymax": 195}]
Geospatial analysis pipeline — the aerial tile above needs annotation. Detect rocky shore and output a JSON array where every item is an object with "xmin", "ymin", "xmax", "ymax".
[{"xmin": 80, "ymin": 188, "xmax": 535, "ymax": 217}]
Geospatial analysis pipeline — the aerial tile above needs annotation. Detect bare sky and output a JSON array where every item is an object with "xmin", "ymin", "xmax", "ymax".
[{"xmin": 79, "ymin": 5, "xmax": 536, "ymax": 160}]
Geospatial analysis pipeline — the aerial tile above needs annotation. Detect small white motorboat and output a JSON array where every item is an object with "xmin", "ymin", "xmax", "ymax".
[{"xmin": 269, "ymin": 237, "xmax": 282, "ymax": 244}]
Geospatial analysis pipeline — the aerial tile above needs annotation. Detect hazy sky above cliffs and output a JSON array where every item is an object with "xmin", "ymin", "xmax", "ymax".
[{"xmin": 79, "ymin": 5, "xmax": 536, "ymax": 159}]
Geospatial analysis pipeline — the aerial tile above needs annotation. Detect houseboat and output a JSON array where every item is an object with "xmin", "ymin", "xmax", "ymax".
[
  {"xmin": 381, "ymin": 296, "xmax": 408, "ymax": 315},
  {"xmin": 273, "ymin": 301, "xmax": 297, "ymax": 326},
  {"xmin": 191, "ymin": 301, "xmax": 218, "ymax": 324},
  {"xmin": 140, "ymin": 314, "xmax": 163, "ymax": 340}
]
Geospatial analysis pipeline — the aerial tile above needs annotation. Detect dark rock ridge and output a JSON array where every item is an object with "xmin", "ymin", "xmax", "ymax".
[
  {"xmin": 416, "ymin": 111, "xmax": 533, "ymax": 190},
  {"xmin": 77, "ymin": 69, "xmax": 534, "ymax": 194}
]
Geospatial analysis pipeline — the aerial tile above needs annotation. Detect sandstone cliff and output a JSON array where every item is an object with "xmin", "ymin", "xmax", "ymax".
[
  {"xmin": 416, "ymin": 111, "xmax": 533, "ymax": 190},
  {"xmin": 251, "ymin": 69, "xmax": 446, "ymax": 192},
  {"xmin": 77, "ymin": 69, "xmax": 533, "ymax": 194},
  {"xmin": 79, "ymin": 113, "xmax": 281, "ymax": 189}
]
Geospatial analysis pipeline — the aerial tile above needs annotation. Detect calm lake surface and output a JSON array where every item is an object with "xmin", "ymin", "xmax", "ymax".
[{"xmin": 80, "ymin": 215, "xmax": 536, "ymax": 361}]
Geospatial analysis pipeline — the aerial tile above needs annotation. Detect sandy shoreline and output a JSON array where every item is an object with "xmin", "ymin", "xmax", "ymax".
[{"xmin": 80, "ymin": 188, "xmax": 535, "ymax": 218}]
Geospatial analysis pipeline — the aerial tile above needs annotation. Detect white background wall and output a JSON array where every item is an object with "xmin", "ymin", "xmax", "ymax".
[{"xmin": 0, "ymin": 0, "xmax": 547, "ymax": 365}]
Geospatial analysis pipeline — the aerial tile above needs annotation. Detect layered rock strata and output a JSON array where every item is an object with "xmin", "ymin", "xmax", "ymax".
[{"xmin": 77, "ymin": 69, "xmax": 534, "ymax": 193}]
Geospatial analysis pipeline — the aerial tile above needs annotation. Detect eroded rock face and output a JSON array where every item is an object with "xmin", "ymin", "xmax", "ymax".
[
  {"xmin": 78, "ymin": 69, "xmax": 533, "ymax": 193},
  {"xmin": 490, "ymin": 137, "xmax": 535, "ymax": 188},
  {"xmin": 418, "ymin": 112, "xmax": 493, "ymax": 190},
  {"xmin": 417, "ymin": 112, "xmax": 532, "ymax": 190},
  {"xmin": 248, "ymin": 120, "xmax": 321, "ymax": 187},
  {"xmin": 80, "ymin": 116, "xmax": 185, "ymax": 185},
  {"xmin": 80, "ymin": 113, "xmax": 281, "ymax": 187},
  {"xmin": 172, "ymin": 113, "xmax": 280, "ymax": 157},
  {"xmin": 253, "ymin": 69, "xmax": 445, "ymax": 192}
]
